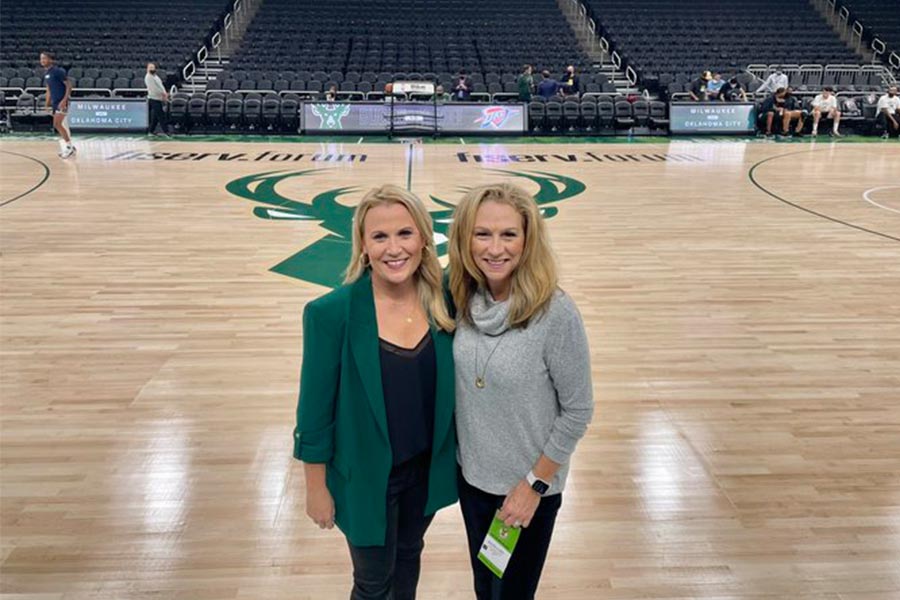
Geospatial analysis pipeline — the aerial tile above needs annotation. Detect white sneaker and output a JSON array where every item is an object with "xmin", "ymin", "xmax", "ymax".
[{"xmin": 60, "ymin": 145, "xmax": 76, "ymax": 159}]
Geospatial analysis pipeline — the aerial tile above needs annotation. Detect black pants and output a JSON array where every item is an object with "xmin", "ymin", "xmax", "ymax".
[
  {"xmin": 347, "ymin": 454, "xmax": 433, "ymax": 600},
  {"xmin": 876, "ymin": 111, "xmax": 900, "ymax": 137},
  {"xmin": 458, "ymin": 469, "xmax": 562, "ymax": 600},
  {"xmin": 148, "ymin": 99, "xmax": 169, "ymax": 134}
]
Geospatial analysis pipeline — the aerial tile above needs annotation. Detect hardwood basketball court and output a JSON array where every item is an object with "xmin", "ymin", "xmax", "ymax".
[{"xmin": 1, "ymin": 136, "xmax": 899, "ymax": 599}]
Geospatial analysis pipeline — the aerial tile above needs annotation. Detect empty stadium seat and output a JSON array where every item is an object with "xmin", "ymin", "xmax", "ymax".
[
  {"xmin": 224, "ymin": 97, "xmax": 243, "ymax": 130},
  {"xmin": 580, "ymin": 0, "xmax": 864, "ymax": 85}
]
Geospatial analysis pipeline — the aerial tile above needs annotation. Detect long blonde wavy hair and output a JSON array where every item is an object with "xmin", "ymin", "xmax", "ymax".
[
  {"xmin": 345, "ymin": 185, "xmax": 455, "ymax": 332},
  {"xmin": 448, "ymin": 182, "xmax": 558, "ymax": 328}
]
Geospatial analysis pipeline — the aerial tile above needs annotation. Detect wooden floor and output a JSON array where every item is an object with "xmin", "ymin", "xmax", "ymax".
[{"xmin": 1, "ymin": 137, "xmax": 899, "ymax": 599}]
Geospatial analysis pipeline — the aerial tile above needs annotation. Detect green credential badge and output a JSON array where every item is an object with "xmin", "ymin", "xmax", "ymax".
[{"xmin": 478, "ymin": 511, "xmax": 522, "ymax": 578}]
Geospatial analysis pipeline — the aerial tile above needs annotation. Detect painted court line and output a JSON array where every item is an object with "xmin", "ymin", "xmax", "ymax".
[{"xmin": 863, "ymin": 186, "xmax": 900, "ymax": 214}]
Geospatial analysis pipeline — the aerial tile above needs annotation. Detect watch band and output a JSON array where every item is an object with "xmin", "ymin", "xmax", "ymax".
[{"xmin": 526, "ymin": 470, "xmax": 550, "ymax": 496}]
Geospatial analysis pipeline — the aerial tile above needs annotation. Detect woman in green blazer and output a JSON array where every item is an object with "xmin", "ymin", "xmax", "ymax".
[{"xmin": 293, "ymin": 185, "xmax": 457, "ymax": 600}]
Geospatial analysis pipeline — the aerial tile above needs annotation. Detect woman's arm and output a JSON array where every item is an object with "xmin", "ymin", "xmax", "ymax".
[
  {"xmin": 542, "ymin": 297, "xmax": 594, "ymax": 465},
  {"xmin": 499, "ymin": 296, "xmax": 594, "ymax": 528},
  {"xmin": 294, "ymin": 300, "xmax": 343, "ymax": 462},
  {"xmin": 294, "ymin": 300, "xmax": 343, "ymax": 528}
]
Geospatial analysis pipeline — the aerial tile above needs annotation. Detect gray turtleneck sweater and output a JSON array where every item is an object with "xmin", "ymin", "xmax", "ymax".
[{"xmin": 453, "ymin": 288, "xmax": 593, "ymax": 496}]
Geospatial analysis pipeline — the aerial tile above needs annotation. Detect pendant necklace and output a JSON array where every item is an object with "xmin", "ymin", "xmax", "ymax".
[{"xmin": 474, "ymin": 333, "xmax": 505, "ymax": 389}]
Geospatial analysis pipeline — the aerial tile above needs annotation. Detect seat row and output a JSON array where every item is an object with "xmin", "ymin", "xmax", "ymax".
[
  {"xmin": 581, "ymin": 0, "xmax": 862, "ymax": 84},
  {"xmin": 527, "ymin": 99, "xmax": 668, "ymax": 134}
]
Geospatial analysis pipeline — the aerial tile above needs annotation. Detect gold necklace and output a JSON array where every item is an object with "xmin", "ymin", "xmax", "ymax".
[
  {"xmin": 474, "ymin": 333, "xmax": 505, "ymax": 389},
  {"xmin": 375, "ymin": 293, "xmax": 417, "ymax": 324}
]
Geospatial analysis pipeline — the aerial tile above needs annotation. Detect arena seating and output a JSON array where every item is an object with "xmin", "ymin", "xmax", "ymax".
[
  {"xmin": 218, "ymin": 0, "xmax": 592, "ymax": 95},
  {"xmin": 0, "ymin": 0, "xmax": 229, "ymax": 95},
  {"xmin": 1, "ymin": 0, "xmax": 893, "ymax": 137},
  {"xmin": 837, "ymin": 0, "xmax": 900, "ymax": 58},
  {"xmin": 580, "ymin": 0, "xmax": 862, "ymax": 86}
]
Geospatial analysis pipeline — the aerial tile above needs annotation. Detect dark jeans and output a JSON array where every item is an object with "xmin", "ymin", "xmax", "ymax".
[
  {"xmin": 148, "ymin": 98, "xmax": 169, "ymax": 134},
  {"xmin": 458, "ymin": 469, "xmax": 562, "ymax": 600},
  {"xmin": 347, "ymin": 453, "xmax": 433, "ymax": 600},
  {"xmin": 876, "ymin": 111, "xmax": 900, "ymax": 137}
]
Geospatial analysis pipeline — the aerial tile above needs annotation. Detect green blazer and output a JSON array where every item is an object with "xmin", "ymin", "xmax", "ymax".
[{"xmin": 292, "ymin": 271, "xmax": 458, "ymax": 546}]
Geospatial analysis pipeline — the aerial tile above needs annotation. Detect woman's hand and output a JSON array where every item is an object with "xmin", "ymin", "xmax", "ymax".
[
  {"xmin": 498, "ymin": 479, "xmax": 541, "ymax": 528},
  {"xmin": 306, "ymin": 484, "xmax": 335, "ymax": 529},
  {"xmin": 303, "ymin": 463, "xmax": 334, "ymax": 529}
]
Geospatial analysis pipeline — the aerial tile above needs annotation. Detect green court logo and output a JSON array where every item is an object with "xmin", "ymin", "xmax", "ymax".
[
  {"xmin": 310, "ymin": 104, "xmax": 351, "ymax": 129},
  {"xmin": 226, "ymin": 169, "xmax": 586, "ymax": 288}
]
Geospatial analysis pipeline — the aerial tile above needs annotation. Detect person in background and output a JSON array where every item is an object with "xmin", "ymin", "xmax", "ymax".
[
  {"xmin": 536, "ymin": 70, "xmax": 558, "ymax": 100},
  {"xmin": 689, "ymin": 71, "xmax": 712, "ymax": 101},
  {"xmin": 40, "ymin": 51, "xmax": 75, "ymax": 157},
  {"xmin": 756, "ymin": 69, "xmax": 789, "ymax": 94},
  {"xmin": 517, "ymin": 64, "xmax": 534, "ymax": 102},
  {"xmin": 433, "ymin": 84, "xmax": 451, "ymax": 104},
  {"xmin": 559, "ymin": 65, "xmax": 580, "ymax": 97},
  {"xmin": 876, "ymin": 85, "xmax": 900, "ymax": 139},
  {"xmin": 325, "ymin": 84, "xmax": 338, "ymax": 102},
  {"xmin": 811, "ymin": 86, "xmax": 842, "ymax": 137},
  {"xmin": 718, "ymin": 77, "xmax": 747, "ymax": 102},
  {"xmin": 706, "ymin": 73, "xmax": 725, "ymax": 100},
  {"xmin": 145, "ymin": 62, "xmax": 171, "ymax": 137},
  {"xmin": 782, "ymin": 87, "xmax": 806, "ymax": 137},
  {"xmin": 448, "ymin": 183, "xmax": 594, "ymax": 600},
  {"xmin": 453, "ymin": 71, "xmax": 473, "ymax": 101},
  {"xmin": 761, "ymin": 87, "xmax": 788, "ymax": 137}
]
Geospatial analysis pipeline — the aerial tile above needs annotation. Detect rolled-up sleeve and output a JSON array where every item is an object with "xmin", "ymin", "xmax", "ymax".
[
  {"xmin": 293, "ymin": 300, "xmax": 343, "ymax": 462},
  {"xmin": 542, "ymin": 299, "xmax": 594, "ymax": 464}
]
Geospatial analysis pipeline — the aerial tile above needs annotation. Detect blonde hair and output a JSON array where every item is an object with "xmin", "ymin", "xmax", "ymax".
[
  {"xmin": 345, "ymin": 185, "xmax": 455, "ymax": 332},
  {"xmin": 448, "ymin": 183, "xmax": 558, "ymax": 328}
]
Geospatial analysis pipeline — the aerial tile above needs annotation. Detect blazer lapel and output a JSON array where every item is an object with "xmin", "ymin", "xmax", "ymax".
[
  {"xmin": 431, "ymin": 326, "xmax": 454, "ymax": 453},
  {"xmin": 349, "ymin": 272, "xmax": 390, "ymax": 443}
]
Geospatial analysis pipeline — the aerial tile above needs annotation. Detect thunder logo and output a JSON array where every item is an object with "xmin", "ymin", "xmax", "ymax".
[{"xmin": 475, "ymin": 106, "xmax": 519, "ymax": 130}]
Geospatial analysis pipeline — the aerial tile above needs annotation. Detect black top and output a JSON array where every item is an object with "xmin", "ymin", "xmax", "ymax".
[
  {"xmin": 379, "ymin": 331, "xmax": 436, "ymax": 466},
  {"xmin": 690, "ymin": 78, "xmax": 707, "ymax": 99}
]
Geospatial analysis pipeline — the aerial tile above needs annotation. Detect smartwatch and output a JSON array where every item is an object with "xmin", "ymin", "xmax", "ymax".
[{"xmin": 526, "ymin": 470, "xmax": 550, "ymax": 496}]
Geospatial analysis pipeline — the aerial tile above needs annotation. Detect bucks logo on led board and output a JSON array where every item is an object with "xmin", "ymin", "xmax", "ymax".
[
  {"xmin": 225, "ymin": 170, "xmax": 586, "ymax": 288},
  {"xmin": 310, "ymin": 104, "xmax": 351, "ymax": 130}
]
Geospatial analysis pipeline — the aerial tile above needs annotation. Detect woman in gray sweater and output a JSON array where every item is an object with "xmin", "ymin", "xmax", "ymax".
[{"xmin": 448, "ymin": 183, "xmax": 594, "ymax": 599}]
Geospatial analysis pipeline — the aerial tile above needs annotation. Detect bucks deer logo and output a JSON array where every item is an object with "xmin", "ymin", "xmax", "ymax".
[
  {"xmin": 310, "ymin": 104, "xmax": 352, "ymax": 129},
  {"xmin": 226, "ymin": 169, "xmax": 586, "ymax": 288}
]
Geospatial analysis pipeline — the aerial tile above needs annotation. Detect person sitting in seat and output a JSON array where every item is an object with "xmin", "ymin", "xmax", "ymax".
[
  {"xmin": 559, "ymin": 65, "xmax": 580, "ymax": 97},
  {"xmin": 452, "ymin": 71, "xmax": 472, "ymax": 101},
  {"xmin": 782, "ymin": 87, "xmax": 806, "ymax": 137},
  {"xmin": 689, "ymin": 71, "xmax": 712, "ymax": 102},
  {"xmin": 876, "ymin": 86, "xmax": 900, "ymax": 139},
  {"xmin": 718, "ymin": 77, "xmax": 747, "ymax": 102},
  {"xmin": 706, "ymin": 73, "xmax": 725, "ymax": 100},
  {"xmin": 811, "ymin": 86, "xmax": 842, "ymax": 137},
  {"xmin": 325, "ymin": 84, "xmax": 338, "ymax": 102},
  {"xmin": 433, "ymin": 84, "xmax": 450, "ymax": 104},
  {"xmin": 537, "ymin": 70, "xmax": 559, "ymax": 100},
  {"xmin": 761, "ymin": 87, "xmax": 802, "ymax": 137}
]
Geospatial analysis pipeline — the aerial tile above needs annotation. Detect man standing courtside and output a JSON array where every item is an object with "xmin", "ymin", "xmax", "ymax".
[
  {"xmin": 876, "ymin": 86, "xmax": 900, "ymax": 139},
  {"xmin": 145, "ymin": 63, "xmax": 171, "ymax": 137},
  {"xmin": 40, "ymin": 51, "xmax": 75, "ymax": 158}
]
